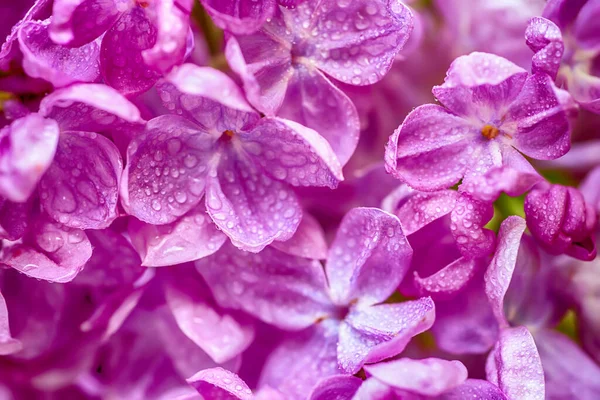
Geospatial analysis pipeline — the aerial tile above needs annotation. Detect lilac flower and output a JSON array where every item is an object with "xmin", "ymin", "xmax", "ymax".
[
  {"xmin": 226, "ymin": 0, "xmax": 414, "ymax": 165},
  {"xmin": 386, "ymin": 51, "xmax": 574, "ymax": 193},
  {"xmin": 527, "ymin": 0, "xmax": 600, "ymax": 114},
  {"xmin": 122, "ymin": 64, "xmax": 343, "ymax": 252},
  {"xmin": 195, "ymin": 208, "xmax": 434, "ymax": 396}
]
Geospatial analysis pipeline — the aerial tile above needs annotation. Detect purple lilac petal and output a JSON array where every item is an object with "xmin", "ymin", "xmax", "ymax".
[
  {"xmin": 414, "ymin": 256, "xmax": 477, "ymax": 299},
  {"xmin": 525, "ymin": 183, "xmax": 597, "ymax": 261},
  {"xmin": 141, "ymin": 0, "xmax": 190, "ymax": 73},
  {"xmin": 460, "ymin": 165, "xmax": 542, "ymax": 203},
  {"xmin": 206, "ymin": 148, "xmax": 302, "ymax": 252},
  {"xmin": 18, "ymin": 19, "xmax": 101, "ymax": 87},
  {"xmin": 39, "ymin": 130, "xmax": 122, "ymax": 229},
  {"xmin": 100, "ymin": 6, "xmax": 161, "ymax": 96},
  {"xmin": 326, "ymin": 208, "xmax": 412, "ymax": 307},
  {"xmin": 439, "ymin": 379, "xmax": 507, "ymax": 400},
  {"xmin": 525, "ymin": 17, "xmax": 564, "ymax": 79},
  {"xmin": 259, "ymin": 320, "xmax": 341, "ymax": 399},
  {"xmin": 0, "ymin": 291, "xmax": 22, "ymax": 355},
  {"xmin": 542, "ymin": 0, "xmax": 587, "ymax": 29},
  {"xmin": 0, "ymin": 113, "xmax": 59, "ymax": 202},
  {"xmin": 164, "ymin": 273, "xmax": 255, "ymax": 364},
  {"xmin": 298, "ymin": 0, "xmax": 414, "ymax": 86},
  {"xmin": 49, "ymin": 0, "xmax": 123, "ymax": 47},
  {"xmin": 484, "ymin": 216, "xmax": 527, "ymax": 328},
  {"xmin": 572, "ymin": 0, "xmax": 600, "ymax": 49},
  {"xmin": 0, "ymin": 0, "xmax": 51, "ymax": 71},
  {"xmin": 187, "ymin": 367, "xmax": 253, "ymax": 399},
  {"xmin": 39, "ymin": 83, "xmax": 145, "ymax": 132},
  {"xmin": 128, "ymin": 206, "xmax": 227, "ymax": 267},
  {"xmin": 242, "ymin": 117, "xmax": 343, "ymax": 188},
  {"xmin": 270, "ymin": 213, "xmax": 328, "ymax": 260},
  {"xmin": 338, "ymin": 298, "xmax": 435, "ymax": 374},
  {"xmin": 487, "ymin": 326, "xmax": 545, "ymax": 400},
  {"xmin": 200, "ymin": 0, "xmax": 276, "ymax": 35},
  {"xmin": 384, "ymin": 104, "xmax": 474, "ymax": 191},
  {"xmin": 277, "ymin": 65, "xmax": 361, "ymax": 166},
  {"xmin": 123, "ymin": 115, "xmax": 214, "ymax": 225},
  {"xmin": 450, "ymin": 193, "xmax": 495, "ymax": 258},
  {"xmin": 364, "ymin": 358, "xmax": 468, "ymax": 396},
  {"xmin": 581, "ymin": 165, "xmax": 600, "ymax": 212},
  {"xmin": 2, "ymin": 217, "xmax": 92, "ymax": 283},
  {"xmin": 393, "ymin": 190, "xmax": 459, "ymax": 235},
  {"xmin": 308, "ymin": 375, "xmax": 362, "ymax": 400},
  {"xmin": 196, "ymin": 243, "xmax": 333, "ymax": 330},
  {"xmin": 535, "ymin": 329, "xmax": 600, "ymax": 400},
  {"xmin": 432, "ymin": 52, "xmax": 528, "ymax": 119},
  {"xmin": 432, "ymin": 274, "xmax": 499, "ymax": 354},
  {"xmin": 505, "ymin": 74, "xmax": 573, "ymax": 160},
  {"xmin": 352, "ymin": 378, "xmax": 396, "ymax": 400}
]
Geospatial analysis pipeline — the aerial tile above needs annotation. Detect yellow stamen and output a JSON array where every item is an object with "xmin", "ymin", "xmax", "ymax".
[{"xmin": 481, "ymin": 124, "xmax": 500, "ymax": 140}]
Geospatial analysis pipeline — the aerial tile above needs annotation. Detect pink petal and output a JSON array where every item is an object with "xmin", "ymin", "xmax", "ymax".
[
  {"xmin": 364, "ymin": 358, "xmax": 468, "ymax": 396},
  {"xmin": 525, "ymin": 17, "xmax": 564, "ymax": 79},
  {"xmin": 164, "ymin": 271, "xmax": 255, "ymax": 364},
  {"xmin": 3, "ymin": 217, "xmax": 92, "ymax": 283},
  {"xmin": 260, "ymin": 320, "xmax": 341, "ymax": 398},
  {"xmin": 187, "ymin": 367, "xmax": 253, "ymax": 399},
  {"xmin": 572, "ymin": 0, "xmax": 600, "ymax": 49},
  {"xmin": 206, "ymin": 151, "xmax": 302, "ymax": 252},
  {"xmin": 487, "ymin": 326, "xmax": 545, "ymax": 400},
  {"xmin": 200, "ymin": 0, "xmax": 276, "ymax": 35},
  {"xmin": 414, "ymin": 256, "xmax": 478, "ymax": 299},
  {"xmin": 18, "ymin": 19, "xmax": 101, "ymax": 87},
  {"xmin": 506, "ymin": 74, "xmax": 573, "ymax": 160},
  {"xmin": 39, "ymin": 83, "xmax": 145, "ymax": 132},
  {"xmin": 338, "ymin": 298, "xmax": 435, "ymax": 374},
  {"xmin": 242, "ymin": 117, "xmax": 343, "ymax": 188},
  {"xmin": 0, "ymin": 113, "xmax": 59, "ymax": 202},
  {"xmin": 308, "ymin": 375, "xmax": 362, "ymax": 400},
  {"xmin": 100, "ymin": 7, "xmax": 161, "ymax": 96},
  {"xmin": 196, "ymin": 243, "xmax": 333, "ymax": 330},
  {"xmin": 295, "ymin": 0, "xmax": 413, "ymax": 86},
  {"xmin": 432, "ymin": 52, "xmax": 528, "ymax": 119},
  {"xmin": 123, "ymin": 115, "xmax": 214, "ymax": 225},
  {"xmin": 128, "ymin": 206, "xmax": 227, "ymax": 267},
  {"xmin": 484, "ymin": 216, "xmax": 527, "ymax": 328},
  {"xmin": 270, "ymin": 213, "xmax": 328, "ymax": 260},
  {"xmin": 39, "ymin": 131, "xmax": 122, "ymax": 229},
  {"xmin": 450, "ymin": 193, "xmax": 495, "ymax": 259},
  {"xmin": 385, "ymin": 104, "xmax": 474, "ymax": 191},
  {"xmin": 393, "ymin": 190, "xmax": 459, "ymax": 235},
  {"xmin": 0, "ymin": 291, "xmax": 22, "ymax": 355},
  {"xmin": 50, "ymin": 0, "xmax": 124, "ymax": 47},
  {"xmin": 326, "ymin": 208, "xmax": 412, "ymax": 307}
]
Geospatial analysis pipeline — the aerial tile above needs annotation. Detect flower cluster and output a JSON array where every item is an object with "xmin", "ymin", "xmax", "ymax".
[{"xmin": 1, "ymin": 0, "xmax": 600, "ymax": 399}]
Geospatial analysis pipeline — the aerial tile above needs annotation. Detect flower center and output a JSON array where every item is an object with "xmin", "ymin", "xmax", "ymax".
[{"xmin": 481, "ymin": 124, "xmax": 499, "ymax": 140}]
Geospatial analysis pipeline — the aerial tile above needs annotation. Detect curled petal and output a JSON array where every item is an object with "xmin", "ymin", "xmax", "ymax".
[
  {"xmin": 100, "ymin": 7, "xmax": 161, "ymax": 96},
  {"xmin": 39, "ymin": 131, "xmax": 122, "ymax": 229},
  {"xmin": 385, "ymin": 104, "xmax": 474, "ymax": 191},
  {"xmin": 196, "ymin": 243, "xmax": 332, "ymax": 330},
  {"xmin": 18, "ymin": 19, "xmax": 101, "ymax": 87},
  {"xmin": 206, "ymin": 153, "xmax": 302, "ymax": 252},
  {"xmin": 338, "ymin": 298, "xmax": 435, "ymax": 374},
  {"xmin": 242, "ymin": 117, "xmax": 343, "ymax": 188},
  {"xmin": 128, "ymin": 206, "xmax": 227, "ymax": 267},
  {"xmin": 525, "ymin": 17, "xmax": 564, "ymax": 79},
  {"xmin": 0, "ymin": 291, "xmax": 22, "ymax": 355},
  {"xmin": 187, "ymin": 368, "xmax": 252, "ymax": 399},
  {"xmin": 460, "ymin": 164, "xmax": 542, "ymax": 203},
  {"xmin": 50, "ymin": 0, "xmax": 123, "ymax": 47},
  {"xmin": 364, "ymin": 358, "xmax": 468, "ymax": 396},
  {"xmin": 123, "ymin": 115, "xmax": 214, "ymax": 225},
  {"xmin": 297, "ymin": 0, "xmax": 414, "ymax": 86},
  {"xmin": 2, "ymin": 217, "xmax": 91, "ymax": 283},
  {"xmin": 0, "ymin": 114, "xmax": 59, "ymax": 202},
  {"xmin": 200, "ymin": 0, "xmax": 276, "ymax": 35},
  {"xmin": 487, "ymin": 326, "xmax": 545, "ymax": 400},
  {"xmin": 326, "ymin": 208, "xmax": 412, "ymax": 307},
  {"xmin": 393, "ymin": 190, "xmax": 459, "ymax": 235},
  {"xmin": 414, "ymin": 256, "xmax": 477, "ymax": 299}
]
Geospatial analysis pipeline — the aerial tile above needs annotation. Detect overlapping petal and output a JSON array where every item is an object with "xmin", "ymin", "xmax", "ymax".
[
  {"xmin": 525, "ymin": 17, "xmax": 564, "ymax": 79},
  {"xmin": 270, "ymin": 213, "xmax": 328, "ymax": 260},
  {"xmin": 308, "ymin": 375, "xmax": 362, "ymax": 400},
  {"xmin": 200, "ymin": 0, "xmax": 276, "ymax": 35},
  {"xmin": 187, "ymin": 368, "xmax": 253, "ymax": 399}
]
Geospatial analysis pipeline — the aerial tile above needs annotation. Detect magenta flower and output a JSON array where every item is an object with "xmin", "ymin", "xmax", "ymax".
[
  {"xmin": 122, "ymin": 64, "xmax": 343, "ymax": 252},
  {"xmin": 195, "ymin": 207, "xmax": 434, "ymax": 396},
  {"xmin": 385, "ymin": 51, "xmax": 574, "ymax": 192},
  {"xmin": 226, "ymin": 0, "xmax": 414, "ymax": 165},
  {"xmin": 527, "ymin": 0, "xmax": 600, "ymax": 114}
]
